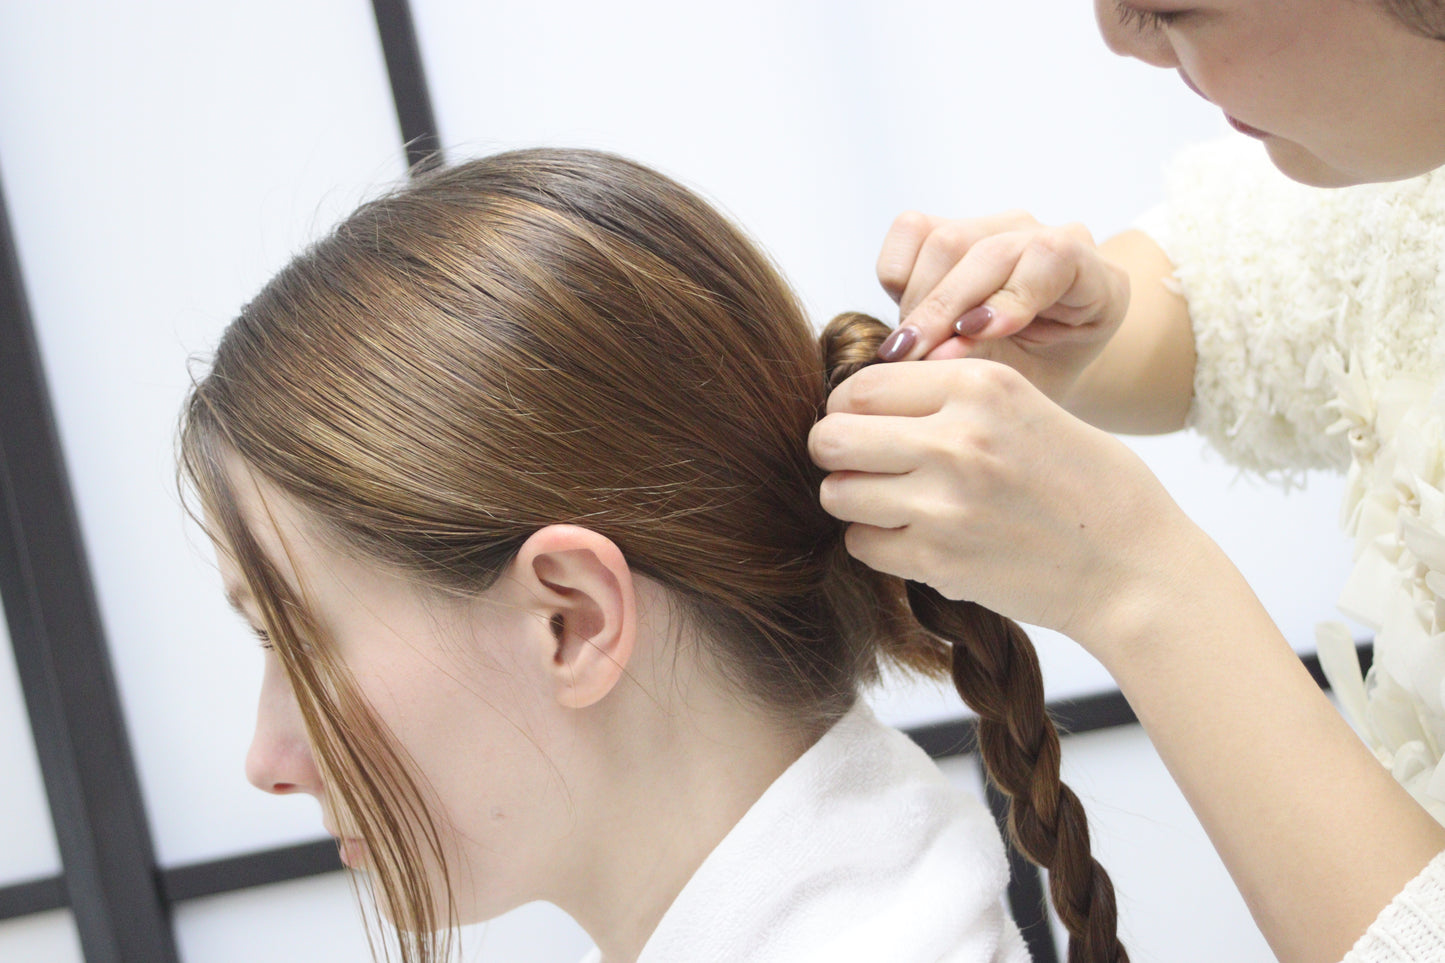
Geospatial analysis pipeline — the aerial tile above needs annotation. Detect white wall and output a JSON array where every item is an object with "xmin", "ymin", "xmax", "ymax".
[{"xmin": 0, "ymin": 1, "xmax": 1349, "ymax": 961}]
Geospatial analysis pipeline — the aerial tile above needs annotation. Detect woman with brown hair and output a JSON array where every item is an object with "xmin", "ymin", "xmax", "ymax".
[{"xmin": 180, "ymin": 148, "xmax": 1127, "ymax": 962}]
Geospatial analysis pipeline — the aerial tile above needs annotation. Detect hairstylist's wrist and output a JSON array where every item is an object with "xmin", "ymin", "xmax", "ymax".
[{"xmin": 1061, "ymin": 509, "xmax": 1234, "ymax": 672}]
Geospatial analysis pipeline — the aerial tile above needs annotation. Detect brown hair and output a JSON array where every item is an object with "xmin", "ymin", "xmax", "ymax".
[
  {"xmin": 180, "ymin": 148, "xmax": 1125, "ymax": 962},
  {"xmin": 1380, "ymin": 0, "xmax": 1445, "ymax": 40}
]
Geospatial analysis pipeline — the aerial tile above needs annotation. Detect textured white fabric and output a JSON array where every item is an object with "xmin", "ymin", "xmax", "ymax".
[
  {"xmin": 1138, "ymin": 135, "xmax": 1445, "ymax": 962},
  {"xmin": 1141, "ymin": 136, "xmax": 1445, "ymax": 481},
  {"xmin": 577, "ymin": 701, "xmax": 1026, "ymax": 963},
  {"xmin": 1140, "ymin": 136, "xmax": 1445, "ymax": 822},
  {"xmin": 1344, "ymin": 851, "xmax": 1445, "ymax": 963}
]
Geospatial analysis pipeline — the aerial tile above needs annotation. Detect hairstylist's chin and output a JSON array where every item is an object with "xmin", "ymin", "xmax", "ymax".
[{"xmin": 1262, "ymin": 138, "xmax": 1379, "ymax": 188}]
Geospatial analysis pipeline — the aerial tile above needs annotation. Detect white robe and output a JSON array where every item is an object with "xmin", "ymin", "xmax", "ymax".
[{"xmin": 579, "ymin": 701, "xmax": 1028, "ymax": 963}]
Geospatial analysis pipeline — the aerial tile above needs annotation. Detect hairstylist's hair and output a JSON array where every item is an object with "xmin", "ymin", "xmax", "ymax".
[
  {"xmin": 180, "ymin": 148, "xmax": 1125, "ymax": 962},
  {"xmin": 1381, "ymin": 0, "xmax": 1445, "ymax": 39}
]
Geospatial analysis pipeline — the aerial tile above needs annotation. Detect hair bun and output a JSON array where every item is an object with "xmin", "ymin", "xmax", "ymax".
[{"xmin": 820, "ymin": 312, "xmax": 892, "ymax": 392}]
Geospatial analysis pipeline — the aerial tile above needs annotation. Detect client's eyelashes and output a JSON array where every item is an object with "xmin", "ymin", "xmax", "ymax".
[
  {"xmin": 1114, "ymin": 1, "xmax": 1184, "ymax": 31},
  {"xmin": 252, "ymin": 627, "xmax": 274, "ymax": 651}
]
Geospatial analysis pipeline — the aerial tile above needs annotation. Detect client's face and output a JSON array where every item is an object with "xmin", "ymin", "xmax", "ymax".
[{"xmin": 217, "ymin": 468, "xmax": 581, "ymax": 925}]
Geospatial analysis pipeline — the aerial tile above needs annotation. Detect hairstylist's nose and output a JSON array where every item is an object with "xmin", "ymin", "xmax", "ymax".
[{"xmin": 245, "ymin": 654, "xmax": 322, "ymax": 796}]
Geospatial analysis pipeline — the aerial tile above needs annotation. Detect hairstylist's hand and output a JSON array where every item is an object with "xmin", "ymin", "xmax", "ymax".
[
  {"xmin": 875, "ymin": 212, "xmax": 1130, "ymax": 405},
  {"xmin": 809, "ymin": 357, "xmax": 1198, "ymax": 650}
]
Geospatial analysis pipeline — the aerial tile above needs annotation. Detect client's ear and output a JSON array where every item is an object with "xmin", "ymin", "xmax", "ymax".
[{"xmin": 511, "ymin": 525, "xmax": 637, "ymax": 709}]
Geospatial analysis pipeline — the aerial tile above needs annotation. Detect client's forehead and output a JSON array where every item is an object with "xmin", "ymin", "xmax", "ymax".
[{"xmin": 213, "ymin": 453, "xmax": 318, "ymax": 611}]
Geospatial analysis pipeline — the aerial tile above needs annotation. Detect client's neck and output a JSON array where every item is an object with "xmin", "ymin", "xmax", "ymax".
[{"xmin": 552, "ymin": 636, "xmax": 820, "ymax": 963}]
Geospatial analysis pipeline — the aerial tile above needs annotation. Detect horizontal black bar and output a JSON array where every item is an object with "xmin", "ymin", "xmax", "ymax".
[
  {"xmin": 906, "ymin": 715, "xmax": 978, "ymax": 760},
  {"xmin": 1302, "ymin": 642, "xmax": 1373, "ymax": 690},
  {"xmin": 0, "ymin": 876, "xmax": 67, "ymax": 920},
  {"xmin": 159, "ymin": 839, "xmax": 343, "ymax": 905},
  {"xmin": 909, "ymin": 641, "xmax": 1373, "ymax": 760},
  {"xmin": 1050, "ymin": 688, "xmax": 1138, "ymax": 735}
]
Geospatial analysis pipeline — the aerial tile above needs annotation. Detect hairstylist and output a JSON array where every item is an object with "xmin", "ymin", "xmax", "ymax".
[{"xmin": 809, "ymin": 3, "xmax": 1445, "ymax": 962}]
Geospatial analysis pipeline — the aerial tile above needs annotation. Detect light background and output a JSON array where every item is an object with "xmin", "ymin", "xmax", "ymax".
[{"xmin": 0, "ymin": 1, "xmax": 1354, "ymax": 960}]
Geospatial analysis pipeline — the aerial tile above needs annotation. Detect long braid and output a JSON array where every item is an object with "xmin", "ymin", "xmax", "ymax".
[
  {"xmin": 908, "ymin": 585, "xmax": 1127, "ymax": 963},
  {"xmin": 822, "ymin": 312, "xmax": 1128, "ymax": 962}
]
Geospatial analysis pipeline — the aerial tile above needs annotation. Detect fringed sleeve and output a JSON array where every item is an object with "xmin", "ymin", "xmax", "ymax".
[{"xmin": 1137, "ymin": 137, "xmax": 1359, "ymax": 479}]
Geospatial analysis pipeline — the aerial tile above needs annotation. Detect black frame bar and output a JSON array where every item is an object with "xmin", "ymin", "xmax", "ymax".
[
  {"xmin": 985, "ymin": 773, "xmax": 1060, "ymax": 963},
  {"xmin": 371, "ymin": 0, "xmax": 444, "ymax": 173},
  {"xmin": 0, "ymin": 167, "xmax": 179, "ymax": 961}
]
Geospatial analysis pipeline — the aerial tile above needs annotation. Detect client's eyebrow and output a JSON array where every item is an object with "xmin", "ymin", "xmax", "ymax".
[{"xmin": 224, "ymin": 585, "xmax": 251, "ymax": 616}]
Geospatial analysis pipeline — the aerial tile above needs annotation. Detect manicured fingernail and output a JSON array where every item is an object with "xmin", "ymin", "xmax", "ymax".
[
  {"xmin": 954, "ymin": 306, "xmax": 995, "ymax": 337},
  {"xmin": 876, "ymin": 326, "xmax": 917, "ymax": 362}
]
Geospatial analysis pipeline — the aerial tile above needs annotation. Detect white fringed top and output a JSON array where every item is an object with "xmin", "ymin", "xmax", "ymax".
[{"xmin": 1138, "ymin": 135, "xmax": 1445, "ymax": 962}]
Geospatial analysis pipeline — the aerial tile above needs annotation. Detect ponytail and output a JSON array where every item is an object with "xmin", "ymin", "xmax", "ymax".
[{"xmin": 820, "ymin": 312, "xmax": 1128, "ymax": 963}]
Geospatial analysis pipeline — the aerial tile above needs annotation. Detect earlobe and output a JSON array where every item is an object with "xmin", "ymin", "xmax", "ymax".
[{"xmin": 513, "ymin": 526, "xmax": 637, "ymax": 709}]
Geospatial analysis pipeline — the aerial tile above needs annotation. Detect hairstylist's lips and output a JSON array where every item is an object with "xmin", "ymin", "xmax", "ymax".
[
  {"xmin": 1225, "ymin": 115, "xmax": 1270, "ymax": 139},
  {"xmin": 1177, "ymin": 69, "xmax": 1270, "ymax": 140}
]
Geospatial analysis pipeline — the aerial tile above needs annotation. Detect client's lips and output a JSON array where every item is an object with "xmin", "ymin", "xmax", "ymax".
[{"xmin": 337, "ymin": 837, "xmax": 368, "ymax": 869}]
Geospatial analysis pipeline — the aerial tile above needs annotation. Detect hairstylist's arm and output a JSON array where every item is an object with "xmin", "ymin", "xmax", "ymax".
[
  {"xmin": 876, "ymin": 212, "xmax": 1194, "ymax": 434},
  {"xmin": 809, "ymin": 365, "xmax": 1445, "ymax": 963}
]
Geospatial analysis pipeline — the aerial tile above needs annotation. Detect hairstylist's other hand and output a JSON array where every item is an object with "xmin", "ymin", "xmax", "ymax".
[
  {"xmin": 875, "ymin": 211, "xmax": 1130, "ymax": 406},
  {"xmin": 809, "ymin": 358, "xmax": 1198, "ymax": 651}
]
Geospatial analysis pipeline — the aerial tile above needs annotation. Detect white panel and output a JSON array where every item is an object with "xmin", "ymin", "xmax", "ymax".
[
  {"xmin": 411, "ymin": 0, "xmax": 1224, "ymax": 321},
  {"xmin": 0, "ymin": 910, "xmax": 84, "ymax": 963},
  {"xmin": 174, "ymin": 872, "xmax": 592, "ymax": 963},
  {"xmin": 0, "ymin": 597, "xmax": 63, "ymax": 886},
  {"xmin": 937, "ymin": 752, "xmax": 987, "ymax": 803},
  {"xmin": 0, "ymin": 0, "xmax": 404, "ymax": 866},
  {"xmin": 1056, "ymin": 725, "xmax": 1274, "ymax": 962},
  {"xmin": 174, "ymin": 873, "xmax": 372, "ymax": 963}
]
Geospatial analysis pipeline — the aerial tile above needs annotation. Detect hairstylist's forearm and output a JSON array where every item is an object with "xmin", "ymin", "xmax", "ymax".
[
  {"xmin": 1064, "ymin": 230, "xmax": 1195, "ymax": 434},
  {"xmin": 1091, "ymin": 529, "xmax": 1445, "ymax": 963}
]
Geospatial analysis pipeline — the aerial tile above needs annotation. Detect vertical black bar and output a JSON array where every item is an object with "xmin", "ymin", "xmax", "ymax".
[
  {"xmin": 371, "ymin": 0, "xmax": 444, "ymax": 173},
  {"xmin": 0, "ymin": 169, "xmax": 179, "ymax": 961},
  {"xmin": 980, "ymin": 758, "xmax": 1060, "ymax": 963}
]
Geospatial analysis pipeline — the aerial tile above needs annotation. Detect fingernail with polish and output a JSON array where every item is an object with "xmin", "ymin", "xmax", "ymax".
[
  {"xmin": 954, "ymin": 306, "xmax": 995, "ymax": 337},
  {"xmin": 876, "ymin": 326, "xmax": 917, "ymax": 362}
]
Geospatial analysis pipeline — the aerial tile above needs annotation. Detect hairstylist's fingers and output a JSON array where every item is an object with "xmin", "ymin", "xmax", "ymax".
[
  {"xmin": 876, "ymin": 211, "xmax": 1039, "ymax": 361},
  {"xmin": 973, "ymin": 225, "xmax": 1122, "ymax": 339},
  {"xmin": 877, "ymin": 211, "xmax": 947, "ymax": 303},
  {"xmin": 841, "ymin": 524, "xmax": 966, "ymax": 597},
  {"xmin": 898, "ymin": 231, "xmax": 1032, "ymax": 350},
  {"xmin": 809, "ymin": 412, "xmax": 923, "ymax": 474},
  {"xmin": 825, "ymin": 361, "xmax": 957, "ymax": 417},
  {"xmin": 817, "ymin": 474, "xmax": 920, "ymax": 529},
  {"xmin": 894, "ymin": 212, "xmax": 1039, "ymax": 318}
]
